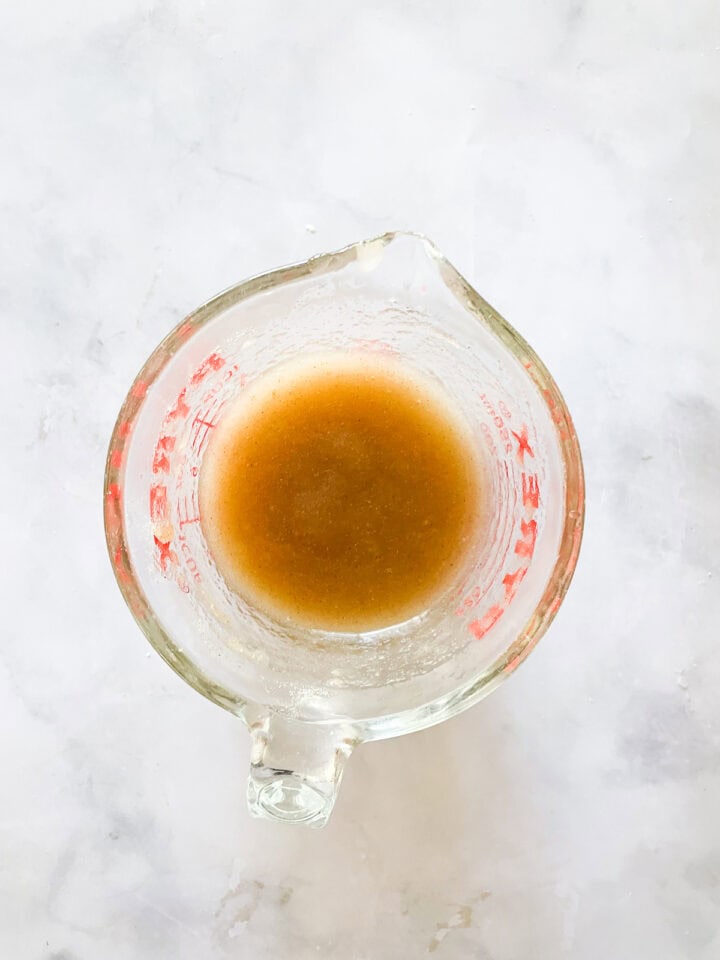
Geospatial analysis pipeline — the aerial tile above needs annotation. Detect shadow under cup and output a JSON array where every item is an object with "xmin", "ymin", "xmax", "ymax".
[{"xmin": 105, "ymin": 232, "xmax": 584, "ymax": 826}]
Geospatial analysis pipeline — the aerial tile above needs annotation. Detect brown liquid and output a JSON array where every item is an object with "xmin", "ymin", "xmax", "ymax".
[{"xmin": 200, "ymin": 357, "xmax": 481, "ymax": 631}]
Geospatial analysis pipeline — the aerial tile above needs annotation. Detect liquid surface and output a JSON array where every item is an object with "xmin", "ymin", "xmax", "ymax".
[{"xmin": 200, "ymin": 357, "xmax": 481, "ymax": 631}]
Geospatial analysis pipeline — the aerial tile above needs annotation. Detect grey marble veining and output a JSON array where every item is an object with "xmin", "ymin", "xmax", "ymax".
[{"xmin": 2, "ymin": 1, "xmax": 719, "ymax": 957}]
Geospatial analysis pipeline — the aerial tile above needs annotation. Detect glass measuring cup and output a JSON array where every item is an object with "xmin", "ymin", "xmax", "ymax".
[{"xmin": 104, "ymin": 232, "xmax": 584, "ymax": 827}]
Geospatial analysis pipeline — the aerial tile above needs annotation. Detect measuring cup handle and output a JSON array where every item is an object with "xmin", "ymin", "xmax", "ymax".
[{"xmin": 245, "ymin": 713, "xmax": 356, "ymax": 827}]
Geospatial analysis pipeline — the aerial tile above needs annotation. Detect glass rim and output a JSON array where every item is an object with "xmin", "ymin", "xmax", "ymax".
[{"xmin": 103, "ymin": 231, "xmax": 585, "ymax": 736}]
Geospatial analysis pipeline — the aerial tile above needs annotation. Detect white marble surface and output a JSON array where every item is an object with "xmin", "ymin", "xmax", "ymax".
[{"xmin": 2, "ymin": 1, "xmax": 720, "ymax": 956}]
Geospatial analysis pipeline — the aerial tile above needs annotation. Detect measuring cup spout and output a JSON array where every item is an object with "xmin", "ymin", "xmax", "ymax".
[{"xmin": 245, "ymin": 712, "xmax": 357, "ymax": 827}]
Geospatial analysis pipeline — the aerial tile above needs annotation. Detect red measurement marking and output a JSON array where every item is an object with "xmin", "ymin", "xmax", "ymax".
[
  {"xmin": 511, "ymin": 425, "xmax": 534, "ymax": 465},
  {"xmin": 201, "ymin": 364, "xmax": 242, "ymax": 404},
  {"xmin": 355, "ymin": 338, "xmax": 394, "ymax": 354},
  {"xmin": 150, "ymin": 484, "xmax": 169, "ymax": 522},
  {"xmin": 176, "ymin": 321, "xmax": 193, "ymax": 342},
  {"xmin": 172, "ymin": 452, "xmax": 188, "ymax": 492},
  {"xmin": 152, "ymin": 452, "xmax": 169, "ymax": 474},
  {"xmin": 119, "ymin": 421, "xmax": 131, "ymax": 438},
  {"xmin": 110, "ymin": 449, "xmax": 123, "ymax": 469},
  {"xmin": 178, "ymin": 492, "xmax": 200, "ymax": 527},
  {"xmin": 106, "ymin": 483, "xmax": 121, "ymax": 501},
  {"xmin": 470, "ymin": 605, "xmax": 504, "ymax": 641},
  {"xmin": 548, "ymin": 595, "xmax": 562, "ymax": 616},
  {"xmin": 514, "ymin": 519, "xmax": 537, "ymax": 559},
  {"xmin": 502, "ymin": 566, "xmax": 527, "ymax": 603},
  {"xmin": 191, "ymin": 412, "xmax": 217, "ymax": 453},
  {"xmin": 479, "ymin": 393, "xmax": 513, "ymax": 454},
  {"xmin": 152, "ymin": 434, "xmax": 176, "ymax": 474},
  {"xmin": 455, "ymin": 584, "xmax": 484, "ymax": 617},
  {"xmin": 543, "ymin": 388, "xmax": 570, "ymax": 440},
  {"xmin": 131, "ymin": 380, "xmax": 148, "ymax": 399},
  {"xmin": 105, "ymin": 499, "xmax": 122, "ymax": 536},
  {"xmin": 521, "ymin": 472, "xmax": 540, "ymax": 510},
  {"xmin": 113, "ymin": 546, "xmax": 130, "ymax": 584},
  {"xmin": 153, "ymin": 536, "xmax": 178, "ymax": 572},
  {"xmin": 459, "ymin": 423, "xmax": 543, "ymax": 634},
  {"xmin": 179, "ymin": 539, "xmax": 201, "ymax": 582},
  {"xmin": 542, "ymin": 388, "xmax": 561, "ymax": 425},
  {"xmin": 505, "ymin": 652, "xmax": 524, "ymax": 674},
  {"xmin": 165, "ymin": 388, "xmax": 190, "ymax": 423},
  {"xmin": 190, "ymin": 353, "xmax": 225, "ymax": 386}
]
